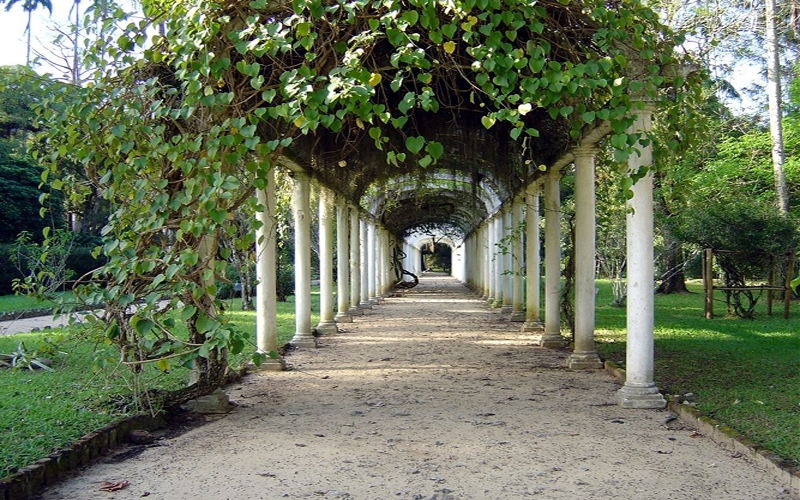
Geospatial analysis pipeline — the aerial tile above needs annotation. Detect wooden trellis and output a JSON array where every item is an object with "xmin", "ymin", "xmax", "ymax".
[{"xmin": 702, "ymin": 248, "xmax": 794, "ymax": 319}]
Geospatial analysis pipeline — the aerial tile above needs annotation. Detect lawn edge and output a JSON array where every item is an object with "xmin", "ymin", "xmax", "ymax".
[
  {"xmin": 0, "ymin": 412, "xmax": 168, "ymax": 500},
  {"xmin": 603, "ymin": 360, "xmax": 800, "ymax": 498}
]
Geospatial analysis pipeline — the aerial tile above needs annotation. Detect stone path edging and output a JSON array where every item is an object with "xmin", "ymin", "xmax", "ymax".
[{"xmin": 603, "ymin": 360, "xmax": 800, "ymax": 497}]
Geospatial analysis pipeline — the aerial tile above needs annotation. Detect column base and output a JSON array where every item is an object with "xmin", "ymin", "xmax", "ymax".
[
  {"xmin": 290, "ymin": 333, "xmax": 318, "ymax": 348},
  {"xmin": 521, "ymin": 320, "xmax": 544, "ymax": 332},
  {"xmin": 616, "ymin": 384, "xmax": 666, "ymax": 409},
  {"xmin": 250, "ymin": 356, "xmax": 285, "ymax": 372},
  {"xmin": 510, "ymin": 311, "xmax": 526, "ymax": 322},
  {"xmin": 359, "ymin": 300, "xmax": 373, "ymax": 310},
  {"xmin": 500, "ymin": 305, "xmax": 513, "ymax": 314},
  {"xmin": 538, "ymin": 333, "xmax": 568, "ymax": 348},
  {"xmin": 335, "ymin": 312, "xmax": 353, "ymax": 323},
  {"xmin": 486, "ymin": 296, "xmax": 495, "ymax": 307},
  {"xmin": 567, "ymin": 351, "xmax": 603, "ymax": 369},
  {"xmin": 315, "ymin": 321, "xmax": 338, "ymax": 335},
  {"xmin": 348, "ymin": 306, "xmax": 363, "ymax": 316}
]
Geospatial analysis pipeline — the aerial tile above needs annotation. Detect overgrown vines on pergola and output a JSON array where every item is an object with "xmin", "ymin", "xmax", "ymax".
[{"xmin": 39, "ymin": 0, "xmax": 701, "ymax": 396}]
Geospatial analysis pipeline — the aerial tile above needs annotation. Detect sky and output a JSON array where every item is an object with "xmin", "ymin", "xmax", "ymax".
[{"xmin": 0, "ymin": 3, "xmax": 75, "ymax": 69}]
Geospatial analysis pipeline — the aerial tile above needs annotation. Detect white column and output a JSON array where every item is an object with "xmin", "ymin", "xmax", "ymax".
[
  {"xmin": 542, "ymin": 172, "xmax": 565, "ymax": 346},
  {"xmin": 511, "ymin": 196, "xmax": 525, "ymax": 321},
  {"xmin": 523, "ymin": 183, "xmax": 543, "ymax": 333},
  {"xmin": 359, "ymin": 219, "xmax": 372, "ymax": 309},
  {"xmin": 367, "ymin": 221, "xmax": 378, "ymax": 304},
  {"xmin": 617, "ymin": 107, "xmax": 666, "ymax": 409},
  {"xmin": 348, "ymin": 207, "xmax": 362, "ymax": 316},
  {"xmin": 315, "ymin": 189, "xmax": 338, "ymax": 335},
  {"xmin": 501, "ymin": 206, "xmax": 513, "ymax": 314},
  {"xmin": 335, "ymin": 198, "xmax": 352, "ymax": 323},
  {"xmin": 254, "ymin": 167, "xmax": 284, "ymax": 370},
  {"xmin": 493, "ymin": 216, "xmax": 504, "ymax": 307},
  {"xmin": 568, "ymin": 147, "xmax": 603, "ymax": 369},
  {"xmin": 290, "ymin": 172, "xmax": 316, "ymax": 348},
  {"xmin": 482, "ymin": 224, "xmax": 490, "ymax": 300},
  {"xmin": 486, "ymin": 219, "xmax": 496, "ymax": 305}
]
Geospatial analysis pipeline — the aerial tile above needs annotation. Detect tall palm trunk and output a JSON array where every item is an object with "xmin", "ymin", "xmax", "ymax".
[{"xmin": 766, "ymin": 0, "xmax": 790, "ymax": 214}]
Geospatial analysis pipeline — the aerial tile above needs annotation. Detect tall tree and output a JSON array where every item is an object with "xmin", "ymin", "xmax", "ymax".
[{"xmin": 766, "ymin": 0, "xmax": 791, "ymax": 214}]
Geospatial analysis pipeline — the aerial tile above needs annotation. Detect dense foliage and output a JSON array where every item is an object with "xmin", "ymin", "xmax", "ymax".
[{"xmin": 36, "ymin": 0, "xmax": 697, "ymax": 391}]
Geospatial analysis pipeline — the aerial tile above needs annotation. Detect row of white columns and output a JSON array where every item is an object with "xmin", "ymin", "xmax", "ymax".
[
  {"xmin": 463, "ymin": 107, "xmax": 665, "ymax": 408},
  {"xmin": 256, "ymin": 109, "xmax": 663, "ymax": 409},
  {"xmin": 254, "ymin": 171, "xmax": 410, "ymax": 369}
]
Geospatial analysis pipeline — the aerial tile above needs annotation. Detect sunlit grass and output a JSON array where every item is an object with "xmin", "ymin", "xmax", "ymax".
[
  {"xmin": 594, "ymin": 280, "xmax": 800, "ymax": 468},
  {"xmin": 0, "ymin": 290, "xmax": 320, "ymax": 477}
]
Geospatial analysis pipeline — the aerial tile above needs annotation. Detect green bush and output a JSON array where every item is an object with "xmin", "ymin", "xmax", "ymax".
[
  {"xmin": 0, "ymin": 244, "xmax": 105, "ymax": 297},
  {"xmin": 0, "ymin": 244, "xmax": 23, "ymax": 295}
]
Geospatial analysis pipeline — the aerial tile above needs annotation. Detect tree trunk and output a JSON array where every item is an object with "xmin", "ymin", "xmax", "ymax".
[
  {"xmin": 655, "ymin": 222, "xmax": 689, "ymax": 294},
  {"xmin": 766, "ymin": 0, "xmax": 790, "ymax": 214}
]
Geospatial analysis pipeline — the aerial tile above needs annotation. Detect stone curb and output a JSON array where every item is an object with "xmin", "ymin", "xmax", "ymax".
[
  {"xmin": 0, "ymin": 309, "xmax": 54, "ymax": 322},
  {"xmin": 603, "ymin": 360, "xmax": 800, "ymax": 498},
  {"xmin": 0, "ymin": 413, "xmax": 167, "ymax": 500}
]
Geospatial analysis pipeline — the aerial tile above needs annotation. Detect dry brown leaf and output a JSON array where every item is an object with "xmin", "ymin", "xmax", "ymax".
[{"xmin": 99, "ymin": 480, "xmax": 130, "ymax": 492}]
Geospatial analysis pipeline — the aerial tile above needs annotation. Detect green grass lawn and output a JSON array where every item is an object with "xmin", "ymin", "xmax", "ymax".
[
  {"xmin": 0, "ymin": 293, "xmax": 319, "ymax": 477},
  {"xmin": 594, "ymin": 280, "xmax": 800, "ymax": 469},
  {"xmin": 0, "ymin": 293, "xmax": 63, "ymax": 315}
]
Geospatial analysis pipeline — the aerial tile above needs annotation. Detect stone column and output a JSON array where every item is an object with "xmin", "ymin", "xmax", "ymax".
[
  {"xmin": 494, "ymin": 215, "xmax": 504, "ymax": 308},
  {"xmin": 542, "ymin": 172, "xmax": 565, "ymax": 346},
  {"xmin": 616, "ymin": 106, "xmax": 666, "ymax": 409},
  {"xmin": 335, "ymin": 198, "xmax": 352, "ymax": 324},
  {"xmin": 482, "ymin": 224, "xmax": 490, "ymax": 300},
  {"xmin": 254, "ymin": 168, "xmax": 284, "ymax": 370},
  {"xmin": 511, "ymin": 196, "xmax": 525, "ymax": 322},
  {"xmin": 348, "ymin": 207, "xmax": 362, "ymax": 316},
  {"xmin": 501, "ymin": 206, "xmax": 513, "ymax": 314},
  {"xmin": 568, "ymin": 147, "xmax": 603, "ymax": 369},
  {"xmin": 315, "ymin": 189, "xmax": 338, "ymax": 335},
  {"xmin": 523, "ymin": 183, "xmax": 543, "ymax": 333},
  {"xmin": 359, "ymin": 218, "xmax": 372, "ymax": 309},
  {"xmin": 290, "ymin": 172, "xmax": 316, "ymax": 348},
  {"xmin": 486, "ymin": 219, "xmax": 497, "ymax": 305},
  {"xmin": 367, "ymin": 221, "xmax": 378, "ymax": 304}
]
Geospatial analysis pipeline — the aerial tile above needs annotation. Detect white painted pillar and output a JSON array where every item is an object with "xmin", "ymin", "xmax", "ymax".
[
  {"xmin": 359, "ymin": 219, "xmax": 372, "ymax": 309},
  {"xmin": 482, "ymin": 224, "xmax": 490, "ymax": 300},
  {"xmin": 511, "ymin": 196, "xmax": 525, "ymax": 321},
  {"xmin": 367, "ymin": 221, "xmax": 378, "ymax": 304},
  {"xmin": 494, "ymin": 215, "xmax": 505, "ymax": 307},
  {"xmin": 501, "ymin": 206, "xmax": 513, "ymax": 314},
  {"xmin": 486, "ymin": 219, "xmax": 497, "ymax": 305},
  {"xmin": 617, "ymin": 106, "xmax": 666, "ymax": 409},
  {"xmin": 523, "ymin": 183, "xmax": 543, "ymax": 333},
  {"xmin": 316, "ymin": 189, "xmax": 338, "ymax": 335},
  {"xmin": 348, "ymin": 207, "xmax": 362, "ymax": 316},
  {"xmin": 568, "ymin": 147, "xmax": 603, "ymax": 369},
  {"xmin": 542, "ymin": 172, "xmax": 565, "ymax": 346},
  {"xmin": 290, "ymin": 172, "xmax": 316, "ymax": 348},
  {"xmin": 335, "ymin": 198, "xmax": 352, "ymax": 324},
  {"xmin": 254, "ymin": 168, "xmax": 284, "ymax": 370}
]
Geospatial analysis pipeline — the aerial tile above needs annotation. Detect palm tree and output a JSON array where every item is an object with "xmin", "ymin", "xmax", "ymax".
[{"xmin": 1, "ymin": 0, "xmax": 54, "ymax": 67}]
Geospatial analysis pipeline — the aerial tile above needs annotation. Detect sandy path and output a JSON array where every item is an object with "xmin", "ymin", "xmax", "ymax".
[{"xmin": 39, "ymin": 274, "xmax": 795, "ymax": 500}]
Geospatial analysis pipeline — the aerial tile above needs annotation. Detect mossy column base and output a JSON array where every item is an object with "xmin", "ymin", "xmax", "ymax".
[
  {"xmin": 290, "ymin": 333, "xmax": 318, "ymax": 349},
  {"xmin": 616, "ymin": 384, "xmax": 666, "ymax": 409},
  {"xmin": 567, "ymin": 351, "xmax": 603, "ymax": 370}
]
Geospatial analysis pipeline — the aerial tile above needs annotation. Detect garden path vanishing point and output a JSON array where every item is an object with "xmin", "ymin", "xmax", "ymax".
[{"xmin": 39, "ymin": 274, "xmax": 796, "ymax": 500}]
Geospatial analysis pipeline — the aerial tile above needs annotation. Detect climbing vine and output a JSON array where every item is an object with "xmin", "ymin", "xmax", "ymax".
[{"xmin": 38, "ymin": 0, "xmax": 700, "ymax": 395}]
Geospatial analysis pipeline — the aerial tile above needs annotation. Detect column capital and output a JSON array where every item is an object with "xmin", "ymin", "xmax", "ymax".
[{"xmin": 573, "ymin": 144, "xmax": 600, "ymax": 158}]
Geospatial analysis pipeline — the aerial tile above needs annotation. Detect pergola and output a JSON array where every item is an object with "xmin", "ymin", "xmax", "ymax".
[
  {"xmin": 64, "ymin": 0, "xmax": 688, "ymax": 409},
  {"xmin": 232, "ymin": 0, "xmax": 676, "ymax": 404}
]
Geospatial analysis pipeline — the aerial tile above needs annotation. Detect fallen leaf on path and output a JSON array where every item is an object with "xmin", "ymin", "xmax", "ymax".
[{"xmin": 99, "ymin": 480, "xmax": 130, "ymax": 492}]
